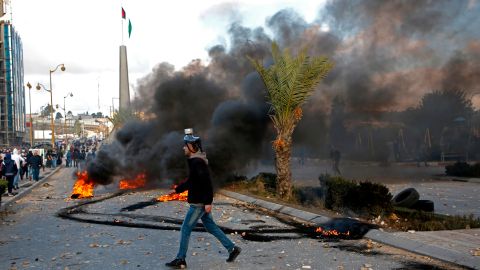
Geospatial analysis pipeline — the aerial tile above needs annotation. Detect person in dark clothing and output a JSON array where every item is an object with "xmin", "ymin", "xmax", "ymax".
[
  {"xmin": 66, "ymin": 150, "xmax": 72, "ymax": 167},
  {"xmin": 29, "ymin": 150, "xmax": 44, "ymax": 181},
  {"xmin": 2, "ymin": 153, "xmax": 18, "ymax": 196},
  {"xmin": 329, "ymin": 146, "xmax": 341, "ymax": 175},
  {"xmin": 26, "ymin": 151, "xmax": 33, "ymax": 180},
  {"xmin": 166, "ymin": 129, "xmax": 241, "ymax": 269},
  {"xmin": 73, "ymin": 148, "xmax": 80, "ymax": 168}
]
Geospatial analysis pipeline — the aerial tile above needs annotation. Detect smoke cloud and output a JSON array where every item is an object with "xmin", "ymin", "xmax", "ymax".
[{"xmin": 86, "ymin": 0, "xmax": 479, "ymax": 186}]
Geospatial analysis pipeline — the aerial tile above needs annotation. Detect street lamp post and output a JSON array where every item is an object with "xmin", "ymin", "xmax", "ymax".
[
  {"xmin": 36, "ymin": 63, "xmax": 66, "ymax": 149},
  {"xmin": 26, "ymin": 82, "xmax": 33, "ymax": 146},
  {"xmin": 62, "ymin": 92, "xmax": 73, "ymax": 143}
]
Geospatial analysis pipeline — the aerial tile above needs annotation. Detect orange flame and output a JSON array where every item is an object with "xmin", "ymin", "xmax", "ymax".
[
  {"xmin": 119, "ymin": 173, "xmax": 147, "ymax": 190},
  {"xmin": 157, "ymin": 190, "xmax": 188, "ymax": 202},
  {"xmin": 71, "ymin": 171, "xmax": 95, "ymax": 199},
  {"xmin": 315, "ymin": 227, "xmax": 350, "ymax": 237}
]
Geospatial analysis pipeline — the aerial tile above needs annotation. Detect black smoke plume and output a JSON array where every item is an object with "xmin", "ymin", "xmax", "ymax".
[{"xmin": 86, "ymin": 0, "xmax": 480, "ymax": 186}]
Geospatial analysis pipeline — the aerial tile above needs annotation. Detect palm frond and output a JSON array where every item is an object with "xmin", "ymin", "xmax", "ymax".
[{"xmin": 248, "ymin": 41, "xmax": 334, "ymax": 131}]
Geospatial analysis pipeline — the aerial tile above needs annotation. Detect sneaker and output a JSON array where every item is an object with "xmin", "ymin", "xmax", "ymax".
[
  {"xmin": 226, "ymin": 246, "xmax": 241, "ymax": 262},
  {"xmin": 165, "ymin": 258, "xmax": 187, "ymax": 269},
  {"xmin": 7, "ymin": 193, "xmax": 15, "ymax": 197}
]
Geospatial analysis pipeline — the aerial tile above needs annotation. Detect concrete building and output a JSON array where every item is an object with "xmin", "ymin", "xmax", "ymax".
[{"xmin": 0, "ymin": 17, "xmax": 25, "ymax": 146}]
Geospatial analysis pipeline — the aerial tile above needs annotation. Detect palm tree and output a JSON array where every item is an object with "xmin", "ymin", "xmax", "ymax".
[
  {"xmin": 107, "ymin": 108, "xmax": 139, "ymax": 129},
  {"xmin": 248, "ymin": 42, "xmax": 334, "ymax": 200}
]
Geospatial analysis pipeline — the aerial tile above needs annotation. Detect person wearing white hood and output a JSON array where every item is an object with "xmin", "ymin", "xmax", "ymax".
[{"xmin": 11, "ymin": 148, "xmax": 25, "ymax": 190}]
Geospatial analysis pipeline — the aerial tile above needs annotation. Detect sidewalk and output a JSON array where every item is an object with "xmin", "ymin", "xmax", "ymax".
[
  {"xmin": 219, "ymin": 190, "xmax": 480, "ymax": 270},
  {"xmin": 0, "ymin": 166, "xmax": 61, "ymax": 211}
]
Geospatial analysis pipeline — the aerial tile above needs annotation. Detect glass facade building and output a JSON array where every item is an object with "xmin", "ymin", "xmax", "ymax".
[{"xmin": 0, "ymin": 21, "xmax": 25, "ymax": 146}]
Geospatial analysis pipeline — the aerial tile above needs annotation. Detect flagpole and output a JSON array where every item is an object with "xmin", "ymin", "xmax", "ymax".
[{"xmin": 121, "ymin": 10, "xmax": 124, "ymax": 44}]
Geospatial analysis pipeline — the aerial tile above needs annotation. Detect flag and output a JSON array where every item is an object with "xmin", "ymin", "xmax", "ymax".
[
  {"xmin": 121, "ymin": 7, "xmax": 126, "ymax": 19},
  {"xmin": 128, "ymin": 19, "xmax": 132, "ymax": 38}
]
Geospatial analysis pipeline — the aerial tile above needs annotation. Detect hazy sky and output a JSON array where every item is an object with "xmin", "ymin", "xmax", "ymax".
[{"xmin": 9, "ymin": 0, "xmax": 324, "ymax": 116}]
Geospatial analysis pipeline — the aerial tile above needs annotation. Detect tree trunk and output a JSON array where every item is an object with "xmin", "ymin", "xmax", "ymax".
[{"xmin": 274, "ymin": 133, "xmax": 293, "ymax": 200}]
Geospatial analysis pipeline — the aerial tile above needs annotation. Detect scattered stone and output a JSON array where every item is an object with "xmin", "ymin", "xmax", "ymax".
[
  {"xmin": 302, "ymin": 266, "xmax": 311, "ymax": 269},
  {"xmin": 407, "ymin": 230, "xmax": 415, "ymax": 233},
  {"xmin": 366, "ymin": 240, "xmax": 373, "ymax": 249},
  {"xmin": 115, "ymin": 239, "xmax": 132, "ymax": 245}
]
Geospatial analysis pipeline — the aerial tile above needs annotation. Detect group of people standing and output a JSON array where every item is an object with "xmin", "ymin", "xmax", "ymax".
[
  {"xmin": 64, "ymin": 146, "xmax": 95, "ymax": 170},
  {"xmin": 1, "ymin": 148, "xmax": 44, "ymax": 196}
]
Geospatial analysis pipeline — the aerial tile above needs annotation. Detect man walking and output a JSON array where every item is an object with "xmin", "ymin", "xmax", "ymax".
[
  {"xmin": 165, "ymin": 129, "xmax": 241, "ymax": 268},
  {"xmin": 29, "ymin": 150, "xmax": 43, "ymax": 181},
  {"xmin": 1, "ymin": 153, "xmax": 18, "ymax": 196}
]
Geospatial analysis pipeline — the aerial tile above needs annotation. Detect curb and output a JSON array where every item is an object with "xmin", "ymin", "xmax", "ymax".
[
  {"xmin": 0, "ymin": 167, "xmax": 62, "ymax": 211},
  {"xmin": 433, "ymin": 175, "xmax": 480, "ymax": 184},
  {"xmin": 219, "ymin": 189, "xmax": 479, "ymax": 270}
]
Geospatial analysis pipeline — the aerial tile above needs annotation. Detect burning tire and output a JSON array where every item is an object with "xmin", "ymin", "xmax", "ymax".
[
  {"xmin": 411, "ymin": 199, "xmax": 434, "ymax": 212},
  {"xmin": 392, "ymin": 188, "xmax": 419, "ymax": 208}
]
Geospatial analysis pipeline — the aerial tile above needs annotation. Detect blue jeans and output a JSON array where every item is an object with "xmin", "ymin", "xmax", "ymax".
[
  {"xmin": 13, "ymin": 172, "xmax": 20, "ymax": 187},
  {"xmin": 176, "ymin": 204, "xmax": 235, "ymax": 259},
  {"xmin": 32, "ymin": 167, "xmax": 40, "ymax": 181}
]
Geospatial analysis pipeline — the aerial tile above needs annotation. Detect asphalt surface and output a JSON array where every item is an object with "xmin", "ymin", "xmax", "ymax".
[{"xmin": 0, "ymin": 167, "xmax": 469, "ymax": 270}]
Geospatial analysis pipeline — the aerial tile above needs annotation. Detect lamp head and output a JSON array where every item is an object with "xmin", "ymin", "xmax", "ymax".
[
  {"xmin": 56, "ymin": 104, "xmax": 59, "ymax": 109},
  {"xmin": 60, "ymin": 64, "xmax": 66, "ymax": 71},
  {"xmin": 70, "ymin": 93, "xmax": 73, "ymax": 97},
  {"xmin": 26, "ymin": 82, "xmax": 32, "ymax": 89},
  {"xmin": 36, "ymin": 83, "xmax": 41, "ymax": 91}
]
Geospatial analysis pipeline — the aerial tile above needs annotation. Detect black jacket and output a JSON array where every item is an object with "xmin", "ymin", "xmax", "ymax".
[
  {"xmin": 2, "ymin": 156, "xmax": 18, "ymax": 177},
  {"xmin": 175, "ymin": 157, "xmax": 214, "ymax": 204},
  {"xmin": 29, "ymin": 155, "xmax": 43, "ymax": 169}
]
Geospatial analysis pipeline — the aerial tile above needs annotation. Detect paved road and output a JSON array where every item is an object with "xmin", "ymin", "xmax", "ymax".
[
  {"xmin": 0, "ymin": 167, "xmax": 467, "ymax": 269},
  {"xmin": 388, "ymin": 181, "xmax": 480, "ymax": 218}
]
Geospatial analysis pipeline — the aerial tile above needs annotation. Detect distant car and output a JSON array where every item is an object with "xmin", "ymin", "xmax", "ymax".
[{"xmin": 33, "ymin": 143, "xmax": 52, "ymax": 149}]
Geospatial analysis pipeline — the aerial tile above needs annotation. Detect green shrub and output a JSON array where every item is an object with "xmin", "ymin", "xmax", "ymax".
[
  {"xmin": 445, "ymin": 162, "xmax": 472, "ymax": 176},
  {"xmin": 470, "ymin": 163, "xmax": 480, "ymax": 177},
  {"xmin": 319, "ymin": 174, "xmax": 393, "ymax": 216},
  {"xmin": 323, "ymin": 175, "xmax": 357, "ymax": 210},
  {"xmin": 394, "ymin": 208, "xmax": 480, "ymax": 231},
  {"xmin": 445, "ymin": 162, "xmax": 480, "ymax": 177},
  {"xmin": 294, "ymin": 186, "xmax": 323, "ymax": 206},
  {"xmin": 250, "ymin": 172, "xmax": 277, "ymax": 192},
  {"xmin": 352, "ymin": 182, "xmax": 393, "ymax": 215},
  {"xmin": 0, "ymin": 179, "xmax": 7, "ymax": 194}
]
